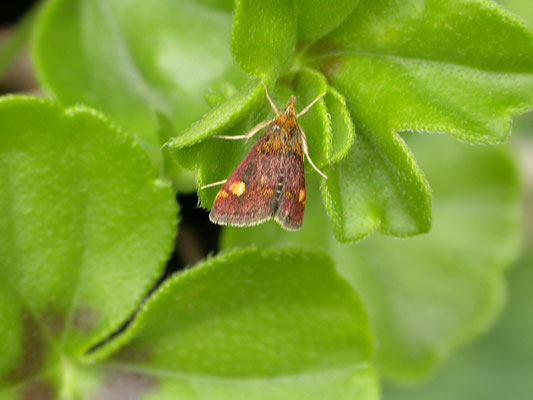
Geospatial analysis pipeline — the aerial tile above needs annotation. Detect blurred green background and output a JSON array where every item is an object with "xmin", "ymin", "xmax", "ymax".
[{"xmin": 385, "ymin": 1, "xmax": 533, "ymax": 398}]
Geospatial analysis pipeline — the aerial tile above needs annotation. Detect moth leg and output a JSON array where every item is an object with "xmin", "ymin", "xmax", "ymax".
[
  {"xmin": 299, "ymin": 128, "xmax": 328, "ymax": 180},
  {"xmin": 201, "ymin": 179, "xmax": 227, "ymax": 190},
  {"xmin": 297, "ymin": 92, "xmax": 326, "ymax": 119},
  {"xmin": 262, "ymin": 81, "xmax": 280, "ymax": 115},
  {"xmin": 213, "ymin": 118, "xmax": 274, "ymax": 141}
]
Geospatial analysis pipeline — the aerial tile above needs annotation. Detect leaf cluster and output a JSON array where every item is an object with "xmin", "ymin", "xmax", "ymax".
[{"xmin": 0, "ymin": 0, "xmax": 532, "ymax": 398}]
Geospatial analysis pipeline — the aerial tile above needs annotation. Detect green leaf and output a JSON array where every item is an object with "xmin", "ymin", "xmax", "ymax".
[
  {"xmin": 156, "ymin": 112, "xmax": 197, "ymax": 192},
  {"xmin": 294, "ymin": 0, "xmax": 360, "ymax": 42},
  {"xmin": 289, "ymin": 67, "xmax": 355, "ymax": 168},
  {"xmin": 222, "ymin": 133, "xmax": 521, "ymax": 382},
  {"xmin": 0, "ymin": 96, "xmax": 177, "ymax": 396},
  {"xmin": 90, "ymin": 247, "xmax": 379, "ymax": 400},
  {"xmin": 322, "ymin": 122, "xmax": 432, "ymax": 242},
  {"xmin": 324, "ymin": 85, "xmax": 356, "ymax": 164},
  {"xmin": 384, "ymin": 254, "xmax": 533, "ymax": 399},
  {"xmin": 231, "ymin": 0, "xmax": 296, "ymax": 79},
  {"xmin": 32, "ymin": 0, "xmax": 247, "ymax": 170},
  {"xmin": 302, "ymin": 0, "xmax": 533, "ymax": 239},
  {"xmin": 169, "ymin": 79, "xmax": 264, "ymax": 148}
]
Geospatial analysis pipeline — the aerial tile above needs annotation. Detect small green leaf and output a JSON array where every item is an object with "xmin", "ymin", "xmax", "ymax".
[
  {"xmin": 169, "ymin": 79, "xmax": 264, "ymax": 148},
  {"xmin": 32, "ymin": 0, "xmax": 247, "ymax": 168},
  {"xmin": 321, "ymin": 121, "xmax": 432, "ymax": 242},
  {"xmin": 91, "ymin": 247, "xmax": 379, "ymax": 400},
  {"xmin": 174, "ymin": 102, "xmax": 273, "ymax": 208},
  {"xmin": 231, "ymin": 0, "xmax": 296, "ymax": 79},
  {"xmin": 222, "ymin": 133, "xmax": 521, "ymax": 382},
  {"xmin": 0, "ymin": 96, "xmax": 177, "ymax": 396},
  {"xmin": 324, "ymin": 85, "xmax": 355, "ymax": 164},
  {"xmin": 289, "ymin": 67, "xmax": 355, "ymax": 170},
  {"xmin": 156, "ymin": 112, "xmax": 197, "ymax": 192}
]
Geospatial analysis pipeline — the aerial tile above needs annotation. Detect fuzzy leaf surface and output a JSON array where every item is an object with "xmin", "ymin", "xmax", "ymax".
[
  {"xmin": 294, "ymin": 0, "xmax": 359, "ymax": 41},
  {"xmin": 307, "ymin": 0, "xmax": 533, "ymax": 240},
  {"xmin": 0, "ymin": 97, "xmax": 177, "ymax": 398},
  {"xmin": 232, "ymin": 0, "xmax": 296, "ymax": 79},
  {"xmin": 86, "ymin": 248, "xmax": 379, "ymax": 400}
]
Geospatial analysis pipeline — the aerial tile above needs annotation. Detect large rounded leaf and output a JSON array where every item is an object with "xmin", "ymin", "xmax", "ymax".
[
  {"xmin": 84, "ymin": 248, "xmax": 379, "ymax": 399},
  {"xmin": 0, "ymin": 96, "xmax": 177, "ymax": 397}
]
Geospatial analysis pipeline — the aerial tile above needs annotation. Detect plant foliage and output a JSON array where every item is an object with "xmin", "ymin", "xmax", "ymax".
[{"xmin": 0, "ymin": 0, "xmax": 530, "ymax": 398}]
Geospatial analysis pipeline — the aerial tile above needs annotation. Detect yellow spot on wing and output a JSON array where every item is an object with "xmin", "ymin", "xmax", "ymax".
[
  {"xmin": 299, "ymin": 189, "xmax": 306, "ymax": 203},
  {"xmin": 215, "ymin": 190, "xmax": 229, "ymax": 199},
  {"xmin": 229, "ymin": 181, "xmax": 246, "ymax": 197}
]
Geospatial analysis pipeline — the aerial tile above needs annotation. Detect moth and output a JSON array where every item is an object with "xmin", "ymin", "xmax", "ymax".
[{"xmin": 203, "ymin": 83, "xmax": 327, "ymax": 231}]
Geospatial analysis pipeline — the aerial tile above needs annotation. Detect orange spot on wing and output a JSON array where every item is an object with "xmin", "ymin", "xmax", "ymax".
[
  {"xmin": 229, "ymin": 181, "xmax": 246, "ymax": 197},
  {"xmin": 299, "ymin": 189, "xmax": 306, "ymax": 204},
  {"xmin": 215, "ymin": 190, "xmax": 229, "ymax": 200}
]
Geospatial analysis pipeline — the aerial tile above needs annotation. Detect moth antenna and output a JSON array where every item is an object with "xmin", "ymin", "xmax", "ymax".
[
  {"xmin": 213, "ymin": 118, "xmax": 274, "ymax": 141},
  {"xmin": 297, "ymin": 92, "xmax": 326, "ymax": 119},
  {"xmin": 303, "ymin": 134, "xmax": 335, "ymax": 170},
  {"xmin": 299, "ymin": 128, "xmax": 328, "ymax": 180},
  {"xmin": 262, "ymin": 81, "xmax": 280, "ymax": 115},
  {"xmin": 201, "ymin": 179, "xmax": 227, "ymax": 190}
]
